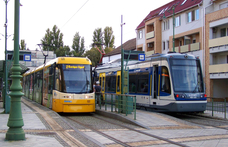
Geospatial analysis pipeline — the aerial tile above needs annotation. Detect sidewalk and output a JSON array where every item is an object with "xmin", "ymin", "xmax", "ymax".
[
  {"xmin": 0, "ymin": 98, "xmax": 101, "ymax": 147},
  {"xmin": 0, "ymin": 100, "xmax": 64, "ymax": 147}
]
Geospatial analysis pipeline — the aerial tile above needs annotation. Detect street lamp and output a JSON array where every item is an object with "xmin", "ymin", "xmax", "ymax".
[
  {"xmin": 120, "ymin": 15, "xmax": 125, "ymax": 95},
  {"xmin": 5, "ymin": 0, "xmax": 25, "ymax": 140},
  {"xmin": 3, "ymin": 0, "xmax": 10, "ymax": 114}
]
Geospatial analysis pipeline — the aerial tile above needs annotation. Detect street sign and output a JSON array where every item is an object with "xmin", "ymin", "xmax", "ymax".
[
  {"xmin": 24, "ymin": 54, "xmax": 31, "ymax": 61},
  {"xmin": 123, "ymin": 50, "xmax": 144, "ymax": 60},
  {"xmin": 138, "ymin": 54, "xmax": 145, "ymax": 61}
]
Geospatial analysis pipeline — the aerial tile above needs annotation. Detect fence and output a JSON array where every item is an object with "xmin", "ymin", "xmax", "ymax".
[
  {"xmin": 206, "ymin": 97, "xmax": 227, "ymax": 119},
  {"xmin": 95, "ymin": 92, "xmax": 137, "ymax": 120}
]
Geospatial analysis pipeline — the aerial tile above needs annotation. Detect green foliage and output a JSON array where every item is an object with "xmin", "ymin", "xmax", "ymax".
[
  {"xmin": 83, "ymin": 47, "xmax": 101, "ymax": 67},
  {"xmin": 71, "ymin": 32, "xmax": 85, "ymax": 57},
  {"xmin": 104, "ymin": 27, "xmax": 115, "ymax": 48},
  {"xmin": 41, "ymin": 25, "xmax": 64, "ymax": 56},
  {"xmin": 20, "ymin": 39, "xmax": 26, "ymax": 50},
  {"xmin": 55, "ymin": 45, "xmax": 72, "ymax": 57},
  {"xmin": 92, "ymin": 28, "xmax": 103, "ymax": 48},
  {"xmin": 104, "ymin": 47, "xmax": 113, "ymax": 54}
]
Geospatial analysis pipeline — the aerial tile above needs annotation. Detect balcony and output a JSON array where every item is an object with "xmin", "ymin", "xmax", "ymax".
[
  {"xmin": 145, "ymin": 50, "xmax": 155, "ymax": 56},
  {"xmin": 174, "ymin": 42, "xmax": 200, "ymax": 53},
  {"xmin": 209, "ymin": 36, "xmax": 228, "ymax": 53},
  {"xmin": 209, "ymin": 64, "xmax": 228, "ymax": 73},
  {"xmin": 209, "ymin": 64, "xmax": 228, "ymax": 79},
  {"xmin": 146, "ymin": 31, "xmax": 154, "ymax": 40}
]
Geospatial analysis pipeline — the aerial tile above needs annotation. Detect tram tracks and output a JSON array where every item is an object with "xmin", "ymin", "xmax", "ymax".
[
  {"xmin": 169, "ymin": 113, "xmax": 228, "ymax": 130},
  {"xmin": 64, "ymin": 114, "xmax": 188, "ymax": 147}
]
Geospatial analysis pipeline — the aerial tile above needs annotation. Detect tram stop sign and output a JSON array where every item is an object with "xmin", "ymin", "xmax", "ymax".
[{"xmin": 138, "ymin": 54, "xmax": 145, "ymax": 61}]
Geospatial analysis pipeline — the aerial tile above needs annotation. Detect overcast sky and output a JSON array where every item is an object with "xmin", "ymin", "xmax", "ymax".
[{"xmin": 0, "ymin": 0, "xmax": 172, "ymax": 60}]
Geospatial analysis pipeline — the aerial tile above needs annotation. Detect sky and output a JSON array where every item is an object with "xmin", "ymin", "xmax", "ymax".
[{"xmin": 0, "ymin": 0, "xmax": 172, "ymax": 60}]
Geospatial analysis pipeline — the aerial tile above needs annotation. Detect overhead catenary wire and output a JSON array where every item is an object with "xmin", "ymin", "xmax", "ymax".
[{"xmin": 61, "ymin": 0, "xmax": 89, "ymax": 29}]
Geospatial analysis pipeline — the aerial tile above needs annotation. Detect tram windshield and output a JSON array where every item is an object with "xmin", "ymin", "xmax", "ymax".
[
  {"xmin": 170, "ymin": 59, "xmax": 204, "ymax": 93},
  {"xmin": 61, "ymin": 64, "xmax": 92, "ymax": 93}
]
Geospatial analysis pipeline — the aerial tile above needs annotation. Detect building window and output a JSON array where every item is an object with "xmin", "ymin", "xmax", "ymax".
[
  {"xmin": 221, "ymin": 28, "xmax": 226, "ymax": 37},
  {"xmin": 163, "ymin": 41, "xmax": 165, "ymax": 50},
  {"xmin": 167, "ymin": 41, "xmax": 169, "ymax": 49},
  {"xmin": 163, "ymin": 20, "xmax": 169, "ymax": 31},
  {"xmin": 220, "ymin": 2, "xmax": 228, "ymax": 9},
  {"xmin": 7, "ymin": 54, "xmax": 13, "ymax": 60},
  {"xmin": 19, "ymin": 55, "xmax": 24, "ymax": 61},
  {"xmin": 138, "ymin": 30, "xmax": 143, "ymax": 39},
  {"xmin": 179, "ymin": 40, "xmax": 182, "ymax": 46},
  {"xmin": 195, "ymin": 9, "xmax": 199, "ymax": 20},
  {"xmin": 175, "ymin": 16, "xmax": 181, "ymax": 27},
  {"xmin": 187, "ymin": 9, "xmax": 199, "ymax": 23}
]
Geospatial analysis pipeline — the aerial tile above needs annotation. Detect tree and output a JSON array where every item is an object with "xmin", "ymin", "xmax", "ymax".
[
  {"xmin": 92, "ymin": 28, "xmax": 103, "ymax": 48},
  {"xmin": 41, "ymin": 25, "xmax": 64, "ymax": 56},
  {"xmin": 104, "ymin": 47, "xmax": 113, "ymax": 54},
  {"xmin": 20, "ymin": 39, "xmax": 26, "ymax": 50},
  {"xmin": 83, "ymin": 47, "xmax": 101, "ymax": 67},
  {"xmin": 55, "ymin": 45, "xmax": 72, "ymax": 57},
  {"xmin": 104, "ymin": 26, "xmax": 115, "ymax": 48},
  {"xmin": 71, "ymin": 32, "xmax": 85, "ymax": 57}
]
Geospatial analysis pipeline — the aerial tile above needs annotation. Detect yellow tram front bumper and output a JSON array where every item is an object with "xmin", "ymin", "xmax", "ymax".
[{"xmin": 52, "ymin": 99, "xmax": 95, "ymax": 113}]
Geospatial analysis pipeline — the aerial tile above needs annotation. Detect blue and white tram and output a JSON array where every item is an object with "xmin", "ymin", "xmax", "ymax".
[{"xmin": 95, "ymin": 53, "xmax": 207, "ymax": 112}]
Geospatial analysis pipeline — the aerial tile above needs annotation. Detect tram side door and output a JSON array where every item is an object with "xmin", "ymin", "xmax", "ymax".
[
  {"xmin": 116, "ymin": 71, "xmax": 121, "ymax": 95},
  {"xmin": 99, "ymin": 73, "xmax": 106, "ymax": 94},
  {"xmin": 152, "ymin": 65, "xmax": 159, "ymax": 99}
]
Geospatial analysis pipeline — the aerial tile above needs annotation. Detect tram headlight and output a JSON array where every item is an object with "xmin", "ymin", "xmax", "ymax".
[{"xmin": 85, "ymin": 95, "xmax": 93, "ymax": 99}]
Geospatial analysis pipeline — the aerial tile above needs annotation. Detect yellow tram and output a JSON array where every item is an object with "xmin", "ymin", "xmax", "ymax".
[{"xmin": 22, "ymin": 57, "xmax": 95, "ymax": 113}]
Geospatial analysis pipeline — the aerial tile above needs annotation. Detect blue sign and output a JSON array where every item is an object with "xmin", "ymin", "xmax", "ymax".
[
  {"xmin": 24, "ymin": 54, "xmax": 31, "ymax": 61},
  {"xmin": 138, "ymin": 54, "xmax": 145, "ymax": 61}
]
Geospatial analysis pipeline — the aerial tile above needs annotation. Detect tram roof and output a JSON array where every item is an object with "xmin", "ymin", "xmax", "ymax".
[
  {"xmin": 23, "ymin": 57, "xmax": 92, "ymax": 76},
  {"xmin": 96, "ymin": 52, "xmax": 197, "ymax": 70}
]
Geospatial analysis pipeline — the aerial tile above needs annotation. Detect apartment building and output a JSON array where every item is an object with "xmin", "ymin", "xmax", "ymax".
[
  {"xmin": 205, "ymin": 0, "xmax": 228, "ymax": 97},
  {"xmin": 135, "ymin": 0, "xmax": 228, "ymax": 97}
]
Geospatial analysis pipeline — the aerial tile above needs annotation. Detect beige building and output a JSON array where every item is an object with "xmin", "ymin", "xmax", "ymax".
[
  {"xmin": 205, "ymin": 0, "xmax": 228, "ymax": 97},
  {"xmin": 135, "ymin": 0, "xmax": 228, "ymax": 97}
]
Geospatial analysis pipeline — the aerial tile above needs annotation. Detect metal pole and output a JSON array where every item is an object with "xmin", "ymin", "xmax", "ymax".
[
  {"xmin": 121, "ymin": 15, "xmax": 124, "ymax": 95},
  {"xmin": 172, "ymin": 6, "xmax": 175, "ymax": 52},
  {"xmin": 6, "ymin": 0, "xmax": 25, "ymax": 140},
  {"xmin": 120, "ymin": 15, "xmax": 125, "ymax": 113},
  {"xmin": 4, "ymin": 0, "xmax": 10, "ymax": 113}
]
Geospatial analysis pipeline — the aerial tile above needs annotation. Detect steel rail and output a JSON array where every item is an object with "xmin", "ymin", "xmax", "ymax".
[{"xmin": 66, "ymin": 116, "xmax": 132, "ymax": 147}]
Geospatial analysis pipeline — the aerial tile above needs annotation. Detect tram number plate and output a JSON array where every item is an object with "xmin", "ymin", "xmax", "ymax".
[{"xmin": 87, "ymin": 100, "xmax": 90, "ymax": 103}]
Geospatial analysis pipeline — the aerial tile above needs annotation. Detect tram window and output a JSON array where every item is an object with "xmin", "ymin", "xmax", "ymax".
[
  {"xmin": 106, "ymin": 76, "xmax": 116, "ymax": 92},
  {"xmin": 48, "ymin": 65, "xmax": 54, "ymax": 94},
  {"xmin": 99, "ymin": 77, "xmax": 101, "ymax": 87},
  {"xmin": 117, "ymin": 76, "xmax": 120, "ymax": 92},
  {"xmin": 137, "ymin": 72, "xmax": 149, "ymax": 94},
  {"xmin": 160, "ymin": 66, "xmax": 171, "ymax": 94},
  {"xmin": 55, "ymin": 67, "xmax": 60, "ymax": 91},
  {"xmin": 129, "ymin": 74, "xmax": 137, "ymax": 93}
]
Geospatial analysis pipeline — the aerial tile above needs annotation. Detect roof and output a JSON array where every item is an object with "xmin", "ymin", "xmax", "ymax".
[
  {"xmin": 136, "ymin": 0, "xmax": 202, "ymax": 30},
  {"xmin": 104, "ymin": 38, "xmax": 136, "ymax": 56}
]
